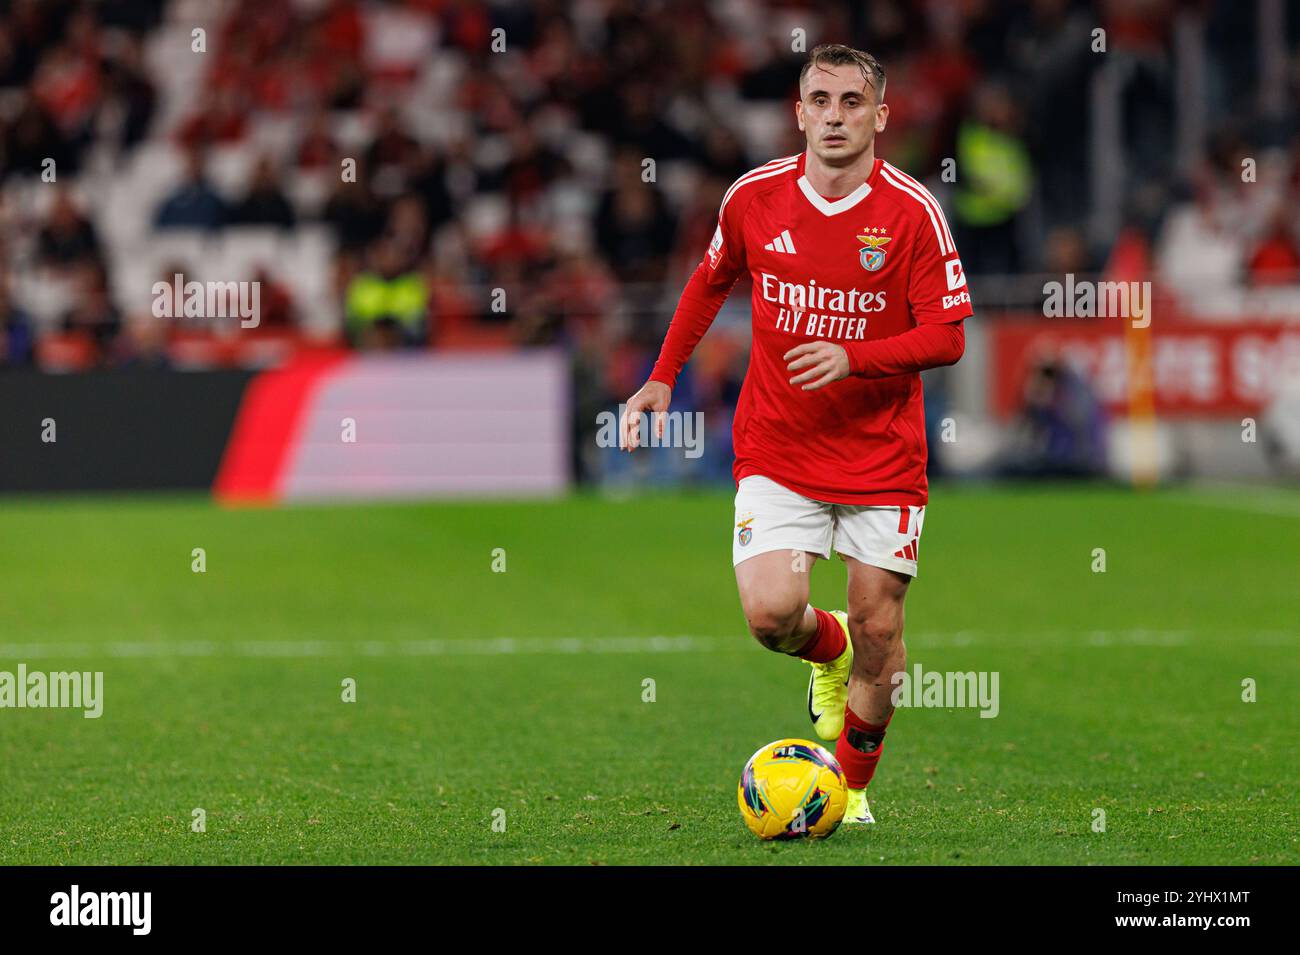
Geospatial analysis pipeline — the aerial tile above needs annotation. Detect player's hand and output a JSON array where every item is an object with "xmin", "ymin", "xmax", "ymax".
[
  {"xmin": 784, "ymin": 342, "xmax": 850, "ymax": 391},
  {"xmin": 621, "ymin": 380, "xmax": 672, "ymax": 451}
]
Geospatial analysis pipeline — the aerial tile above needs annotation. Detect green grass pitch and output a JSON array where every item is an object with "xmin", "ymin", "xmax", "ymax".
[{"xmin": 0, "ymin": 485, "xmax": 1296, "ymax": 865}]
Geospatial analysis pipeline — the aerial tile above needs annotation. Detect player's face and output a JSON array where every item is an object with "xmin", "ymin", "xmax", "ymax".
[{"xmin": 796, "ymin": 64, "xmax": 888, "ymax": 165}]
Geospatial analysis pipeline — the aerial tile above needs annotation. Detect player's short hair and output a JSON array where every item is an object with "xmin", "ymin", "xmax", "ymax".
[{"xmin": 799, "ymin": 44, "xmax": 886, "ymax": 103}]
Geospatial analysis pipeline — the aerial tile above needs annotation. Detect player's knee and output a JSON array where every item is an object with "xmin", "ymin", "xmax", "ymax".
[{"xmin": 745, "ymin": 604, "xmax": 804, "ymax": 652}]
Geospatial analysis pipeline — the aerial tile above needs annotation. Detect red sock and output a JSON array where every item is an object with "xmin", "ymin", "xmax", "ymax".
[
  {"xmin": 835, "ymin": 707, "xmax": 892, "ymax": 790},
  {"xmin": 793, "ymin": 608, "xmax": 847, "ymax": 663}
]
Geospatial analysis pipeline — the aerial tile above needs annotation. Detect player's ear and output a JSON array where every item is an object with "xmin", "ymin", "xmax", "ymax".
[
  {"xmin": 795, "ymin": 99, "xmax": 805, "ymax": 132},
  {"xmin": 874, "ymin": 102, "xmax": 889, "ymax": 133}
]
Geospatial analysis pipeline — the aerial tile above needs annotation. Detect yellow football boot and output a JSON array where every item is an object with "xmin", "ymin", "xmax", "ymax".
[
  {"xmin": 806, "ymin": 610, "xmax": 853, "ymax": 741},
  {"xmin": 844, "ymin": 787, "xmax": 876, "ymax": 825}
]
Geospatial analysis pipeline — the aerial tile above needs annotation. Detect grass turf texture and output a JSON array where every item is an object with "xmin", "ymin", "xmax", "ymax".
[{"xmin": 0, "ymin": 485, "xmax": 1295, "ymax": 865}]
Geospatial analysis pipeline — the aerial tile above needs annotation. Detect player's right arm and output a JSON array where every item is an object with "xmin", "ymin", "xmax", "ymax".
[{"xmin": 621, "ymin": 194, "xmax": 748, "ymax": 451}]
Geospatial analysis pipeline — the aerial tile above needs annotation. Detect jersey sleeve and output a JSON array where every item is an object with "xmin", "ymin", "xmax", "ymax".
[
  {"xmin": 842, "ymin": 320, "xmax": 966, "ymax": 377},
  {"xmin": 702, "ymin": 189, "xmax": 749, "ymax": 287},
  {"xmin": 907, "ymin": 214, "xmax": 973, "ymax": 325}
]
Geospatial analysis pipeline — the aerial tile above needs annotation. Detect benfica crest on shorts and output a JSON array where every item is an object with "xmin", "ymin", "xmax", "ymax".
[
  {"xmin": 737, "ymin": 516, "xmax": 754, "ymax": 547},
  {"xmin": 857, "ymin": 227, "xmax": 891, "ymax": 271}
]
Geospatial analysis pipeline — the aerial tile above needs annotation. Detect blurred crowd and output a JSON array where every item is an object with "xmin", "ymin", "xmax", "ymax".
[{"xmin": 0, "ymin": 0, "xmax": 1297, "ymax": 475}]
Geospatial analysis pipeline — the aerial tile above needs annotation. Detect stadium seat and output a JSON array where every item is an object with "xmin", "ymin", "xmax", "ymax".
[
  {"xmin": 35, "ymin": 332, "xmax": 98, "ymax": 373},
  {"xmin": 230, "ymin": 331, "xmax": 315, "ymax": 369},
  {"xmin": 166, "ymin": 329, "xmax": 237, "ymax": 370},
  {"xmin": 219, "ymin": 227, "xmax": 287, "ymax": 281}
]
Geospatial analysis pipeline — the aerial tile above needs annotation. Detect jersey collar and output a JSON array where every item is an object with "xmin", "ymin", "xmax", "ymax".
[{"xmin": 795, "ymin": 154, "xmax": 880, "ymax": 217}]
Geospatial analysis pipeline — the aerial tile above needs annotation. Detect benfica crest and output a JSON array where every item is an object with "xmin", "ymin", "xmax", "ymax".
[
  {"xmin": 857, "ymin": 228, "xmax": 891, "ymax": 271},
  {"xmin": 736, "ymin": 516, "xmax": 754, "ymax": 547}
]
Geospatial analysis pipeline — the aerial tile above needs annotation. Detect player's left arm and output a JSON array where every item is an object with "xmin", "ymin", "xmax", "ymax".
[
  {"xmin": 786, "ymin": 322, "xmax": 965, "ymax": 389},
  {"xmin": 786, "ymin": 217, "xmax": 972, "ymax": 390}
]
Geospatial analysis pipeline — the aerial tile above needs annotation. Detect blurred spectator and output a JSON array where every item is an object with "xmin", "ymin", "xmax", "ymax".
[
  {"xmin": 1041, "ymin": 226, "xmax": 1094, "ymax": 275},
  {"xmin": 534, "ymin": 248, "xmax": 621, "ymax": 341},
  {"xmin": 176, "ymin": 88, "xmax": 249, "ymax": 150},
  {"xmin": 321, "ymin": 164, "xmax": 385, "ymax": 251},
  {"xmin": 407, "ymin": 145, "xmax": 456, "ymax": 231},
  {"xmin": 1, "ymin": 93, "xmax": 72, "ymax": 177},
  {"xmin": 1246, "ymin": 202, "xmax": 1300, "ymax": 286},
  {"xmin": 232, "ymin": 157, "xmax": 297, "ymax": 228},
  {"xmin": 344, "ymin": 237, "xmax": 428, "ymax": 347},
  {"xmin": 98, "ymin": 0, "xmax": 166, "ymax": 35},
  {"xmin": 1155, "ymin": 185, "xmax": 1244, "ymax": 293},
  {"xmin": 953, "ymin": 80, "xmax": 1034, "ymax": 275},
  {"xmin": 696, "ymin": 125, "xmax": 752, "ymax": 183},
  {"xmin": 595, "ymin": 150, "xmax": 677, "ymax": 285},
  {"xmin": 485, "ymin": 124, "xmax": 569, "ymax": 209},
  {"xmin": 295, "ymin": 109, "xmax": 338, "ymax": 170},
  {"xmin": 365, "ymin": 107, "xmax": 420, "ymax": 195},
  {"xmin": 999, "ymin": 357, "xmax": 1107, "ymax": 479},
  {"xmin": 595, "ymin": 81, "xmax": 694, "ymax": 161},
  {"xmin": 1006, "ymin": 0, "xmax": 1096, "ymax": 230},
  {"xmin": 155, "ymin": 148, "xmax": 228, "ymax": 231},
  {"xmin": 0, "ymin": 20, "xmax": 22, "ymax": 88},
  {"xmin": 99, "ymin": 34, "xmax": 157, "ymax": 151},
  {"xmin": 30, "ymin": 29, "xmax": 100, "ymax": 147},
  {"xmin": 477, "ymin": 201, "xmax": 549, "ymax": 277},
  {"xmin": 37, "ymin": 189, "xmax": 101, "ymax": 270},
  {"xmin": 384, "ymin": 193, "xmax": 431, "ymax": 265},
  {"xmin": 669, "ymin": 171, "xmax": 728, "ymax": 281},
  {"xmin": 113, "ymin": 308, "xmax": 170, "ymax": 369},
  {"xmin": 317, "ymin": 0, "xmax": 365, "ymax": 61},
  {"xmin": 0, "ymin": 274, "xmax": 34, "ymax": 367},
  {"xmin": 249, "ymin": 265, "xmax": 298, "ymax": 332},
  {"xmin": 59, "ymin": 261, "xmax": 120, "ymax": 360}
]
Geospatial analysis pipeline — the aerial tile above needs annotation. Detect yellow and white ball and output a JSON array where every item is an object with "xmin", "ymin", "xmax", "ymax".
[{"xmin": 737, "ymin": 738, "xmax": 847, "ymax": 840}]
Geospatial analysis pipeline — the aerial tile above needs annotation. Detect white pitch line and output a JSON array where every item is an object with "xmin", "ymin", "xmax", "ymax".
[
  {"xmin": 0, "ymin": 635, "xmax": 719, "ymax": 659},
  {"xmin": 0, "ymin": 631, "xmax": 1294, "ymax": 660},
  {"xmin": 1173, "ymin": 495, "xmax": 1300, "ymax": 520}
]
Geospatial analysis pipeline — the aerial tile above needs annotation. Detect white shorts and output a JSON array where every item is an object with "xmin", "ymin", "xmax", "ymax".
[{"xmin": 732, "ymin": 475, "xmax": 926, "ymax": 577}]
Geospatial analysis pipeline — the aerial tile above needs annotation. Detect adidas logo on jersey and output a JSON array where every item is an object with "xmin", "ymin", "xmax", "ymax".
[{"xmin": 763, "ymin": 230, "xmax": 797, "ymax": 254}]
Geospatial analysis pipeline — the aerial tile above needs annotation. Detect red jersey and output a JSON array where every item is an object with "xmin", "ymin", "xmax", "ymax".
[{"xmin": 650, "ymin": 151, "xmax": 972, "ymax": 505}]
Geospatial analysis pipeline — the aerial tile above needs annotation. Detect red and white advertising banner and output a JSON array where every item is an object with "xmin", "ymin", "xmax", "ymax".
[
  {"xmin": 990, "ymin": 318, "xmax": 1300, "ymax": 418},
  {"xmin": 216, "ymin": 350, "xmax": 570, "ymax": 503}
]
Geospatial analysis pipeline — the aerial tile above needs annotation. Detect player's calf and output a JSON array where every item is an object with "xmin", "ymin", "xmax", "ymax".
[
  {"xmin": 845, "ymin": 607, "xmax": 905, "ymax": 696},
  {"xmin": 837, "ymin": 561, "xmax": 910, "ymax": 821}
]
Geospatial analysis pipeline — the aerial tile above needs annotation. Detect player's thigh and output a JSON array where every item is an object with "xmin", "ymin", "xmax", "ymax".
[{"xmin": 734, "ymin": 547, "xmax": 820, "ymax": 625}]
